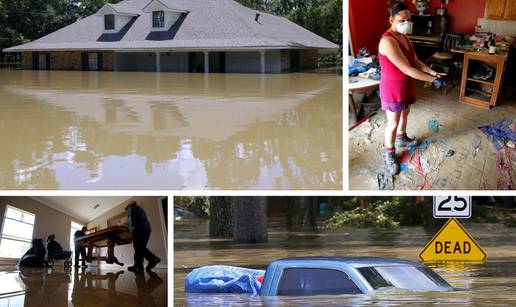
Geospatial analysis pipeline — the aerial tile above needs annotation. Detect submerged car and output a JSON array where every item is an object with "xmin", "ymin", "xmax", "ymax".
[
  {"xmin": 185, "ymin": 256, "xmax": 454, "ymax": 296},
  {"xmin": 260, "ymin": 257, "xmax": 454, "ymax": 296}
]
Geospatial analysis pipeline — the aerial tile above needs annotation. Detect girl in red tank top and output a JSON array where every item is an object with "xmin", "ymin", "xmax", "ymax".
[{"xmin": 378, "ymin": 2, "xmax": 445, "ymax": 176}]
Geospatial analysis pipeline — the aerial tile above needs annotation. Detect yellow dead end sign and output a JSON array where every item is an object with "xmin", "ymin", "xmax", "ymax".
[{"xmin": 419, "ymin": 218, "xmax": 487, "ymax": 262}]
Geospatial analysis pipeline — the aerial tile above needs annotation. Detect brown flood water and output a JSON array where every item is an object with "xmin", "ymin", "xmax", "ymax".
[
  {"xmin": 174, "ymin": 218, "xmax": 516, "ymax": 306},
  {"xmin": 0, "ymin": 69, "xmax": 342, "ymax": 190}
]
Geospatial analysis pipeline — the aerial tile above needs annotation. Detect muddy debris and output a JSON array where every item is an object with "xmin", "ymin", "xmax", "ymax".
[
  {"xmin": 434, "ymin": 178, "xmax": 448, "ymax": 188},
  {"xmin": 471, "ymin": 135, "xmax": 482, "ymax": 158},
  {"xmin": 445, "ymin": 149, "xmax": 455, "ymax": 158},
  {"xmin": 377, "ymin": 171, "xmax": 394, "ymax": 190}
]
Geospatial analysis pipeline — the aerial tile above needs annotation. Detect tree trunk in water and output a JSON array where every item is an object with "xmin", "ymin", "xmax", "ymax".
[
  {"xmin": 287, "ymin": 197, "xmax": 318, "ymax": 229},
  {"xmin": 209, "ymin": 197, "xmax": 233, "ymax": 238},
  {"xmin": 232, "ymin": 197, "xmax": 268, "ymax": 243},
  {"xmin": 359, "ymin": 197, "xmax": 370, "ymax": 209}
]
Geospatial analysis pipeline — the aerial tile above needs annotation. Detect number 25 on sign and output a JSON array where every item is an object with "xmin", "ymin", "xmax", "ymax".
[{"xmin": 433, "ymin": 196, "xmax": 472, "ymax": 218}]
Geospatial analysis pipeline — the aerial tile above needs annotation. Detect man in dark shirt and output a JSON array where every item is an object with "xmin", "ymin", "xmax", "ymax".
[
  {"xmin": 126, "ymin": 201, "xmax": 161, "ymax": 272},
  {"xmin": 74, "ymin": 227, "xmax": 88, "ymax": 268}
]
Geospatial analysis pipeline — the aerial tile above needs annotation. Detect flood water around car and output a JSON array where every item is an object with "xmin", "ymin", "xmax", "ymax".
[
  {"xmin": 174, "ymin": 219, "xmax": 516, "ymax": 306},
  {"xmin": 0, "ymin": 68, "xmax": 342, "ymax": 190}
]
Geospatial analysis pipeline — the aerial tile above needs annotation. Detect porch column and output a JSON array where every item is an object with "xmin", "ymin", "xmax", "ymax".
[
  {"xmin": 156, "ymin": 52, "xmax": 161, "ymax": 72},
  {"xmin": 260, "ymin": 50, "xmax": 266, "ymax": 74},
  {"xmin": 204, "ymin": 51, "xmax": 209, "ymax": 73}
]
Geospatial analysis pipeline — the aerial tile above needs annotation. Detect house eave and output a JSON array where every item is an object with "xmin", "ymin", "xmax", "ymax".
[{"xmin": 4, "ymin": 46, "xmax": 339, "ymax": 53}]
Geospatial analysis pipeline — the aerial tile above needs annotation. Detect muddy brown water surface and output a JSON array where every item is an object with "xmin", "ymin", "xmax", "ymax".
[
  {"xmin": 0, "ymin": 69, "xmax": 342, "ymax": 190},
  {"xmin": 174, "ymin": 219, "xmax": 516, "ymax": 306}
]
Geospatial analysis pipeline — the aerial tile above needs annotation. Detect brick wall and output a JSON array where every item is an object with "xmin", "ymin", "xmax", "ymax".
[
  {"xmin": 280, "ymin": 50, "xmax": 291, "ymax": 72},
  {"xmin": 299, "ymin": 49, "xmax": 319, "ymax": 70},
  {"xmin": 102, "ymin": 51, "xmax": 113, "ymax": 71},
  {"xmin": 50, "ymin": 51, "xmax": 82, "ymax": 70},
  {"xmin": 20, "ymin": 51, "xmax": 114, "ymax": 71},
  {"xmin": 21, "ymin": 52, "xmax": 32, "ymax": 69}
]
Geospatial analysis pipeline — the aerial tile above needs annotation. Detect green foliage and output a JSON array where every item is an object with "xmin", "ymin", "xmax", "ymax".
[
  {"xmin": 0, "ymin": 0, "xmax": 120, "ymax": 56},
  {"xmin": 174, "ymin": 196, "xmax": 210, "ymax": 217},
  {"xmin": 235, "ymin": 0, "xmax": 343, "ymax": 64},
  {"xmin": 325, "ymin": 206, "xmax": 400, "ymax": 229},
  {"xmin": 324, "ymin": 197, "xmax": 430, "ymax": 229}
]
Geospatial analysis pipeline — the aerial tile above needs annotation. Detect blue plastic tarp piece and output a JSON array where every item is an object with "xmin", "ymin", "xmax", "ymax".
[
  {"xmin": 408, "ymin": 139, "xmax": 433, "ymax": 154},
  {"xmin": 428, "ymin": 119, "xmax": 440, "ymax": 133},
  {"xmin": 479, "ymin": 119, "xmax": 516, "ymax": 150},
  {"xmin": 185, "ymin": 265, "xmax": 265, "ymax": 294}
]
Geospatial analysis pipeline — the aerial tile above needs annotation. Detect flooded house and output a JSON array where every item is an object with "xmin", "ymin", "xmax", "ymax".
[{"xmin": 3, "ymin": 0, "xmax": 339, "ymax": 73}]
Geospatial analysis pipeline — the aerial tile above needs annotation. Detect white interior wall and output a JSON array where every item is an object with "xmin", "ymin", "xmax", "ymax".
[{"xmin": 87, "ymin": 196, "xmax": 167, "ymax": 269}]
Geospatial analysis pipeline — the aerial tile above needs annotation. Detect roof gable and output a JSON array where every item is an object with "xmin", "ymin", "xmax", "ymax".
[
  {"xmin": 142, "ymin": 0, "xmax": 188, "ymax": 13},
  {"xmin": 97, "ymin": 3, "xmax": 139, "ymax": 16}
]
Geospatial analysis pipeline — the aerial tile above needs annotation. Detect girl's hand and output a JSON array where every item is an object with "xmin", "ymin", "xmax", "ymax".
[{"xmin": 430, "ymin": 71, "xmax": 447, "ymax": 77}]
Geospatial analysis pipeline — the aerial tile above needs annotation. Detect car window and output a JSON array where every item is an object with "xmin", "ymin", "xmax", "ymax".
[
  {"xmin": 277, "ymin": 268, "xmax": 362, "ymax": 296},
  {"xmin": 358, "ymin": 267, "xmax": 393, "ymax": 289},
  {"xmin": 373, "ymin": 265, "xmax": 450, "ymax": 291}
]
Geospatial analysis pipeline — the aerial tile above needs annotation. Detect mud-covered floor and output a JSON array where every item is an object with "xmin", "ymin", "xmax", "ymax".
[{"xmin": 349, "ymin": 83, "xmax": 516, "ymax": 190}]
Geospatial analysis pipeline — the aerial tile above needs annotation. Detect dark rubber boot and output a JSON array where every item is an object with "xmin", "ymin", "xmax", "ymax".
[
  {"xmin": 146, "ymin": 258, "xmax": 161, "ymax": 272},
  {"xmin": 396, "ymin": 135, "xmax": 418, "ymax": 148},
  {"xmin": 384, "ymin": 150, "xmax": 400, "ymax": 175},
  {"xmin": 127, "ymin": 265, "xmax": 144, "ymax": 273}
]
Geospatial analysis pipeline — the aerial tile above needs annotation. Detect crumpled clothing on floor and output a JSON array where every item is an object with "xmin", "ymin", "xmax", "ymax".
[
  {"xmin": 479, "ymin": 119, "xmax": 516, "ymax": 150},
  {"xmin": 479, "ymin": 119, "xmax": 516, "ymax": 189}
]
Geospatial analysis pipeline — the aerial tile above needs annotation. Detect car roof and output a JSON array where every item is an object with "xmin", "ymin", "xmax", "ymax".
[{"xmin": 270, "ymin": 257, "xmax": 423, "ymax": 268}]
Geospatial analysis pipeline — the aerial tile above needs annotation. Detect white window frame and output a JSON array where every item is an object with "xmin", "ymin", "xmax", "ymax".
[
  {"xmin": 38, "ymin": 53, "xmax": 46, "ymax": 70},
  {"xmin": 70, "ymin": 221, "xmax": 84, "ymax": 252},
  {"xmin": 152, "ymin": 10, "xmax": 165, "ymax": 28},
  {"xmin": 0, "ymin": 205, "xmax": 36, "ymax": 259},
  {"xmin": 105, "ymin": 14, "xmax": 115, "ymax": 30},
  {"xmin": 88, "ymin": 52, "xmax": 98, "ymax": 71}
]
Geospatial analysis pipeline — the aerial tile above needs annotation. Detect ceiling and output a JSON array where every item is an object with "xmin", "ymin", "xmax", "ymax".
[{"xmin": 31, "ymin": 196, "xmax": 132, "ymax": 223}]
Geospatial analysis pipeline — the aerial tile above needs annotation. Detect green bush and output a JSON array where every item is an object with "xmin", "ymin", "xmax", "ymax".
[
  {"xmin": 174, "ymin": 196, "xmax": 210, "ymax": 217},
  {"xmin": 324, "ymin": 206, "xmax": 400, "ymax": 229}
]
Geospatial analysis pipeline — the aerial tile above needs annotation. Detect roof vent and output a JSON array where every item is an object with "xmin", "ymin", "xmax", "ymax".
[{"xmin": 255, "ymin": 13, "xmax": 260, "ymax": 22}]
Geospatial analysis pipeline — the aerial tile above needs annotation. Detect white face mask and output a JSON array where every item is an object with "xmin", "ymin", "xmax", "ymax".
[{"xmin": 396, "ymin": 21, "xmax": 411, "ymax": 34}]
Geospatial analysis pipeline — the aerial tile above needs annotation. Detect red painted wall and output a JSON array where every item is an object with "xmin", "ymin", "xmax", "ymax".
[
  {"xmin": 349, "ymin": 0, "xmax": 390, "ymax": 55},
  {"xmin": 407, "ymin": 0, "xmax": 486, "ymax": 34},
  {"xmin": 350, "ymin": 0, "xmax": 486, "ymax": 55}
]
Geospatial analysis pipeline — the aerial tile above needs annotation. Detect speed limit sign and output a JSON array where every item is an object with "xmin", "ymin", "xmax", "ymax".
[{"xmin": 433, "ymin": 196, "xmax": 472, "ymax": 218}]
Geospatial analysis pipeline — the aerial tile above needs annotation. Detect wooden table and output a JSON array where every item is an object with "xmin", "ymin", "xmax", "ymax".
[
  {"xmin": 348, "ymin": 77, "xmax": 380, "ymax": 125},
  {"xmin": 75, "ymin": 226, "xmax": 133, "ymax": 266},
  {"xmin": 455, "ymin": 48, "xmax": 509, "ymax": 108}
]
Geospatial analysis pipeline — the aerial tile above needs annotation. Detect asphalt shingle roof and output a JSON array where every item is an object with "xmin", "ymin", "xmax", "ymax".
[{"xmin": 4, "ymin": 0, "xmax": 339, "ymax": 52}]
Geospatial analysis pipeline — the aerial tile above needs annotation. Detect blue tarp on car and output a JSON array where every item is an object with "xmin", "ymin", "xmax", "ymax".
[{"xmin": 185, "ymin": 265, "xmax": 265, "ymax": 294}]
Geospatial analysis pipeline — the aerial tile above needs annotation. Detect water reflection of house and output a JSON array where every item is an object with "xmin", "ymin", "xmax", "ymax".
[
  {"xmin": 6, "ymin": 72, "xmax": 335, "ymax": 141},
  {"xmin": 3, "ymin": 0, "xmax": 338, "ymax": 74}
]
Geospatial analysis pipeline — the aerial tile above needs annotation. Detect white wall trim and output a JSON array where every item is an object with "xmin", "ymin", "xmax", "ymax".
[{"xmin": 157, "ymin": 197, "xmax": 167, "ymax": 255}]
